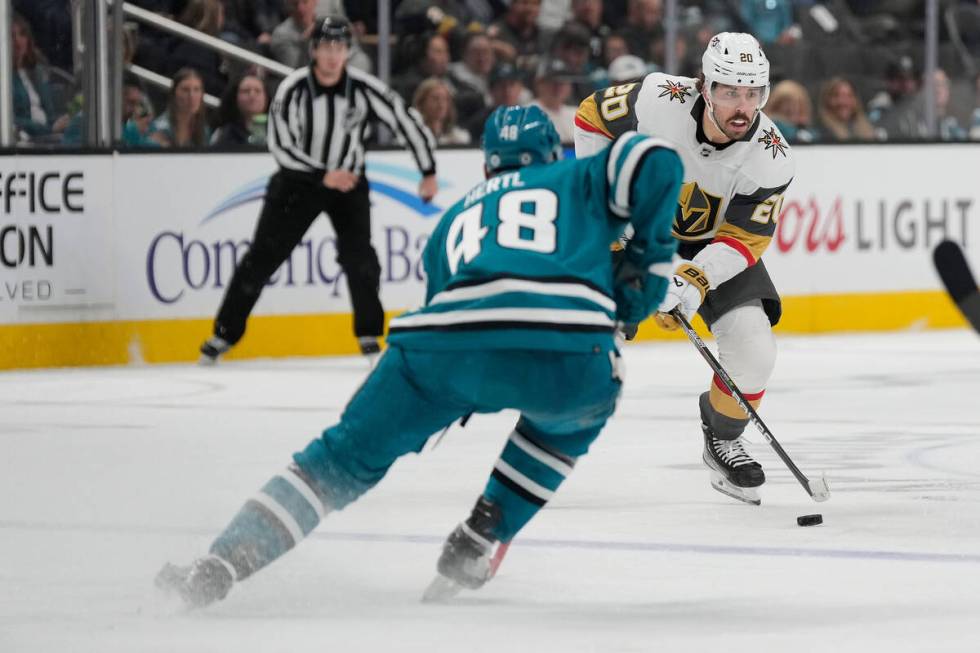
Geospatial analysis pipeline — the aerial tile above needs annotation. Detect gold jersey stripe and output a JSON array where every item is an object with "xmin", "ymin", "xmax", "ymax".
[
  {"xmin": 575, "ymin": 96, "xmax": 613, "ymax": 138},
  {"xmin": 714, "ymin": 223, "xmax": 772, "ymax": 262}
]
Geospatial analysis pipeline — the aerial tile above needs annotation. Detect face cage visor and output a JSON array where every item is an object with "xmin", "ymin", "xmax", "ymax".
[{"xmin": 706, "ymin": 80, "xmax": 770, "ymax": 112}]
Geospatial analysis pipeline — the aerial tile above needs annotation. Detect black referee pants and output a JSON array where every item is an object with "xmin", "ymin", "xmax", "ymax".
[{"xmin": 213, "ymin": 171, "xmax": 384, "ymax": 345}]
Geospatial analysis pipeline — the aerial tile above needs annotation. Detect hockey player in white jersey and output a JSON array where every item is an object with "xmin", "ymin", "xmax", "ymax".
[{"xmin": 574, "ymin": 33, "xmax": 795, "ymax": 505}]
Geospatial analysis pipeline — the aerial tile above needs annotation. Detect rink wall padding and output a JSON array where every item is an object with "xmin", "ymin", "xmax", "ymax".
[{"xmin": 1, "ymin": 145, "xmax": 977, "ymax": 370}]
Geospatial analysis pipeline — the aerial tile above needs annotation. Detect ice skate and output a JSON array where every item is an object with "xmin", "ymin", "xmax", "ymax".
[
  {"xmin": 422, "ymin": 497, "xmax": 502, "ymax": 602},
  {"xmin": 155, "ymin": 555, "xmax": 235, "ymax": 609},
  {"xmin": 199, "ymin": 336, "xmax": 230, "ymax": 365},
  {"xmin": 702, "ymin": 423, "xmax": 765, "ymax": 506}
]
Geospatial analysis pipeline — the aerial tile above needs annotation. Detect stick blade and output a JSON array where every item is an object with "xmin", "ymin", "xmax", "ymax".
[{"xmin": 807, "ymin": 475, "xmax": 831, "ymax": 503}]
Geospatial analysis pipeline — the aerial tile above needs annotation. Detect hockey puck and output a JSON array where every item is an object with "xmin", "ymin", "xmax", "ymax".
[{"xmin": 797, "ymin": 514, "xmax": 823, "ymax": 527}]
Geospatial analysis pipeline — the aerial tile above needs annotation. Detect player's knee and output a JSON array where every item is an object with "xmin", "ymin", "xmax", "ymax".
[{"xmin": 714, "ymin": 303, "xmax": 777, "ymax": 393}]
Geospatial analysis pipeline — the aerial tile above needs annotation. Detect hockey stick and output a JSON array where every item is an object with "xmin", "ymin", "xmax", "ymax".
[
  {"xmin": 933, "ymin": 240, "xmax": 980, "ymax": 334},
  {"xmin": 670, "ymin": 309, "xmax": 830, "ymax": 503}
]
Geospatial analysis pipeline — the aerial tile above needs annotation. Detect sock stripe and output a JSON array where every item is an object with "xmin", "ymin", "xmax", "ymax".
[
  {"xmin": 250, "ymin": 492, "xmax": 304, "ymax": 546},
  {"xmin": 492, "ymin": 459, "xmax": 554, "ymax": 503},
  {"xmin": 282, "ymin": 467, "xmax": 328, "ymax": 519},
  {"xmin": 490, "ymin": 469, "xmax": 547, "ymax": 507},
  {"xmin": 509, "ymin": 430, "xmax": 575, "ymax": 477}
]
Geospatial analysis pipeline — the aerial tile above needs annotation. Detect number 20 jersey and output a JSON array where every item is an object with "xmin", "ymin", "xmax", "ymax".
[
  {"xmin": 575, "ymin": 73, "xmax": 795, "ymax": 269},
  {"xmin": 387, "ymin": 133, "xmax": 682, "ymax": 354}
]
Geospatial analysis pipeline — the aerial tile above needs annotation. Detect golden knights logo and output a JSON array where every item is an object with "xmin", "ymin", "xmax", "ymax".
[
  {"xmin": 758, "ymin": 127, "xmax": 788, "ymax": 158},
  {"xmin": 674, "ymin": 182, "xmax": 723, "ymax": 239},
  {"xmin": 657, "ymin": 80, "xmax": 693, "ymax": 103}
]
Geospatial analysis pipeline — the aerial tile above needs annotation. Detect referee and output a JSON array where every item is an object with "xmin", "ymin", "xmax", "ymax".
[{"xmin": 200, "ymin": 15, "xmax": 438, "ymax": 364}]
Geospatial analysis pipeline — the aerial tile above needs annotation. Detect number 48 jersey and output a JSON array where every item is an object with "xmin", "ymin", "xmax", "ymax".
[
  {"xmin": 575, "ymin": 73, "xmax": 794, "ymax": 276},
  {"xmin": 387, "ymin": 133, "xmax": 682, "ymax": 354}
]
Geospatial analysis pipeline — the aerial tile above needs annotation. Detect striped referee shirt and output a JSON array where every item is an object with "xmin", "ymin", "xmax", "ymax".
[{"xmin": 268, "ymin": 65, "xmax": 437, "ymax": 178}]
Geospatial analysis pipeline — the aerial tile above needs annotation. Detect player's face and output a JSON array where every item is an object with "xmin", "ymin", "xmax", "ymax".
[
  {"xmin": 312, "ymin": 40, "xmax": 349, "ymax": 76},
  {"xmin": 708, "ymin": 83, "xmax": 766, "ymax": 139}
]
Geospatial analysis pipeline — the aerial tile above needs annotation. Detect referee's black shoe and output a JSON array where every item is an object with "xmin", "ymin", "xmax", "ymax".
[{"xmin": 199, "ymin": 336, "xmax": 231, "ymax": 365}]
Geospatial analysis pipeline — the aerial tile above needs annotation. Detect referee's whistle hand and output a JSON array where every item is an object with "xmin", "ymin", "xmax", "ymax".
[
  {"xmin": 419, "ymin": 174, "xmax": 438, "ymax": 203},
  {"xmin": 323, "ymin": 170, "xmax": 359, "ymax": 192}
]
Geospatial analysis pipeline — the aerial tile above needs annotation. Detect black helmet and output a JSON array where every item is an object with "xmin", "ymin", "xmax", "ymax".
[{"xmin": 310, "ymin": 15, "xmax": 352, "ymax": 47}]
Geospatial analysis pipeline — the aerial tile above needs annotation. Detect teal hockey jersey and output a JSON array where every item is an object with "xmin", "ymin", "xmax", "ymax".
[{"xmin": 387, "ymin": 132, "xmax": 682, "ymax": 353}]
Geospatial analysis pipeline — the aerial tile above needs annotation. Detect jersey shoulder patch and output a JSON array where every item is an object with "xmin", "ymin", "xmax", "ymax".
[
  {"xmin": 646, "ymin": 73, "xmax": 697, "ymax": 105},
  {"xmin": 742, "ymin": 116, "xmax": 796, "ymax": 189}
]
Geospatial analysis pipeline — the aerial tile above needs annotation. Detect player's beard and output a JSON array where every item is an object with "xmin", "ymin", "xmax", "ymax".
[{"xmin": 723, "ymin": 111, "xmax": 753, "ymax": 140}]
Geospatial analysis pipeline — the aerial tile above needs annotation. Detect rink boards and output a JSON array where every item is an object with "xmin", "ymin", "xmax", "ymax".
[{"xmin": 1, "ymin": 144, "xmax": 977, "ymax": 369}]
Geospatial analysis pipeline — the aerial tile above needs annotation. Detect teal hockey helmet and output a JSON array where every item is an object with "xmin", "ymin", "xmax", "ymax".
[{"xmin": 482, "ymin": 105, "xmax": 562, "ymax": 173}]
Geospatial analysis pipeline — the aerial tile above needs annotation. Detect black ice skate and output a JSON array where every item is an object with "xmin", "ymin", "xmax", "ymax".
[
  {"xmin": 358, "ymin": 336, "xmax": 382, "ymax": 369},
  {"xmin": 422, "ymin": 497, "xmax": 503, "ymax": 602},
  {"xmin": 702, "ymin": 423, "xmax": 766, "ymax": 506},
  {"xmin": 155, "ymin": 555, "xmax": 235, "ymax": 609},
  {"xmin": 199, "ymin": 336, "xmax": 230, "ymax": 365}
]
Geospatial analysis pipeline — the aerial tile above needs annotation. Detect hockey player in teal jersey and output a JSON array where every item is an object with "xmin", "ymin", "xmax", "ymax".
[{"xmin": 155, "ymin": 105, "xmax": 683, "ymax": 607}]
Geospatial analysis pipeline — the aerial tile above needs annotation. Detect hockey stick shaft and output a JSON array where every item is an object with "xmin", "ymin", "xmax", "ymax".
[
  {"xmin": 934, "ymin": 240, "xmax": 980, "ymax": 334},
  {"xmin": 670, "ymin": 309, "xmax": 828, "ymax": 501}
]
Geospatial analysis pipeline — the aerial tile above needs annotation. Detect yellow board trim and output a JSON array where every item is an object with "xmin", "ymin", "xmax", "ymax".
[
  {"xmin": 631, "ymin": 289, "xmax": 967, "ymax": 341},
  {"xmin": 0, "ymin": 290, "xmax": 968, "ymax": 370}
]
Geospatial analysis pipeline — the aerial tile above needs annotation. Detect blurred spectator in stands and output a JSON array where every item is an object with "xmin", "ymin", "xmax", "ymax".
[
  {"xmin": 170, "ymin": 0, "xmax": 229, "ymax": 96},
  {"xmin": 122, "ymin": 93, "xmax": 158, "ymax": 148},
  {"xmin": 619, "ymin": 0, "xmax": 663, "ymax": 62},
  {"xmin": 394, "ymin": 0, "xmax": 487, "ymax": 59},
  {"xmin": 394, "ymin": 33, "xmax": 457, "ymax": 103},
  {"xmin": 449, "ymin": 32, "xmax": 497, "ymax": 112},
  {"xmin": 12, "ymin": 0, "xmax": 73, "ymax": 70},
  {"xmin": 413, "ymin": 78, "xmax": 472, "ymax": 145},
  {"xmin": 488, "ymin": 0, "xmax": 554, "ymax": 75},
  {"xmin": 867, "ymin": 55, "xmax": 919, "ymax": 137},
  {"xmin": 530, "ymin": 58, "xmax": 577, "ymax": 143},
  {"xmin": 148, "ymin": 67, "xmax": 211, "ymax": 147},
  {"xmin": 603, "ymin": 33, "xmax": 630, "ymax": 63},
  {"xmin": 767, "ymin": 80, "xmax": 819, "ymax": 143},
  {"xmin": 271, "ymin": 0, "xmax": 317, "ymax": 68},
  {"xmin": 564, "ymin": 0, "xmax": 611, "ymax": 66},
  {"xmin": 817, "ymin": 77, "xmax": 875, "ymax": 141},
  {"xmin": 223, "ymin": 0, "xmax": 283, "ymax": 50},
  {"xmin": 887, "ymin": 69, "xmax": 967, "ymax": 141},
  {"xmin": 607, "ymin": 54, "xmax": 650, "ymax": 84},
  {"xmin": 970, "ymin": 73, "xmax": 980, "ymax": 141},
  {"xmin": 551, "ymin": 22, "xmax": 596, "ymax": 100},
  {"xmin": 211, "ymin": 74, "xmax": 269, "ymax": 147},
  {"xmin": 11, "ymin": 13, "xmax": 69, "ymax": 143},
  {"xmin": 589, "ymin": 35, "xmax": 638, "ymax": 87},
  {"xmin": 737, "ymin": 0, "xmax": 801, "ymax": 46},
  {"xmin": 538, "ymin": 0, "xmax": 572, "ymax": 30},
  {"xmin": 462, "ymin": 61, "xmax": 530, "ymax": 140}
]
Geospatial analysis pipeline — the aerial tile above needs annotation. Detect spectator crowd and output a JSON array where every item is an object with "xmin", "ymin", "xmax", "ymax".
[{"xmin": 9, "ymin": 0, "xmax": 980, "ymax": 148}]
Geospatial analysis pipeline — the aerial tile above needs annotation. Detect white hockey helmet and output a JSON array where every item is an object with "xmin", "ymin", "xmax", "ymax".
[{"xmin": 702, "ymin": 32, "xmax": 770, "ymax": 107}]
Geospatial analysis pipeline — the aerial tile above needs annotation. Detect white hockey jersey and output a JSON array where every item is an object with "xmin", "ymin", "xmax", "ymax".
[{"xmin": 574, "ymin": 73, "xmax": 795, "ymax": 287}]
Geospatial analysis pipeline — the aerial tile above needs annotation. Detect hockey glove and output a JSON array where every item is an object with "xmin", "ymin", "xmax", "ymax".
[
  {"xmin": 654, "ymin": 262, "xmax": 710, "ymax": 330},
  {"xmin": 613, "ymin": 250, "xmax": 673, "ymax": 340}
]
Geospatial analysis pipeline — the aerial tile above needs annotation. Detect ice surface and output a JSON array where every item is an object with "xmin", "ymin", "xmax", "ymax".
[{"xmin": 2, "ymin": 330, "xmax": 979, "ymax": 652}]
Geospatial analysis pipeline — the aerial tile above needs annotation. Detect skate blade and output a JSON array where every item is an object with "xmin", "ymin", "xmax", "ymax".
[
  {"xmin": 198, "ymin": 354, "xmax": 219, "ymax": 366},
  {"xmin": 421, "ymin": 575, "xmax": 463, "ymax": 603},
  {"xmin": 707, "ymin": 471, "xmax": 761, "ymax": 505}
]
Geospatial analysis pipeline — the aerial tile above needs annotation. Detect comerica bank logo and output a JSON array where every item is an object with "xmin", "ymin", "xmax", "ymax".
[
  {"xmin": 201, "ymin": 162, "xmax": 446, "ymax": 224},
  {"xmin": 146, "ymin": 163, "xmax": 449, "ymax": 305}
]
